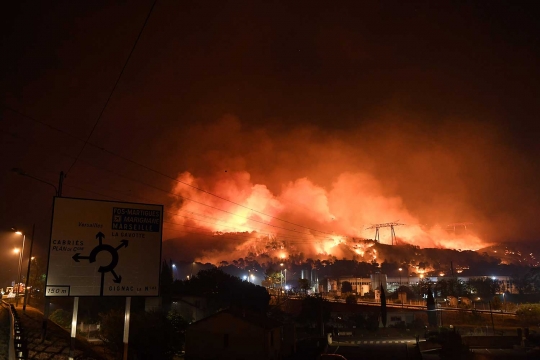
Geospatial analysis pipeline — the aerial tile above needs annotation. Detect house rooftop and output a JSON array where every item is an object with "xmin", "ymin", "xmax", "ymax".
[{"xmin": 189, "ymin": 307, "xmax": 282, "ymax": 330}]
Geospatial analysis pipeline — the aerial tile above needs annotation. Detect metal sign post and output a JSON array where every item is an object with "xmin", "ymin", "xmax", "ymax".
[
  {"xmin": 123, "ymin": 297, "xmax": 131, "ymax": 360},
  {"xmin": 69, "ymin": 297, "xmax": 79, "ymax": 360}
]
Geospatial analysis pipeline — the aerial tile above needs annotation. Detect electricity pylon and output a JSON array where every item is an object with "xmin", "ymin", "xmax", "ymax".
[
  {"xmin": 365, "ymin": 221, "xmax": 405, "ymax": 245},
  {"xmin": 446, "ymin": 222, "xmax": 473, "ymax": 234}
]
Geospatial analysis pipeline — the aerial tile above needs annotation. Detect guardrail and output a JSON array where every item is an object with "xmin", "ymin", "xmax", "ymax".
[{"xmin": 1, "ymin": 301, "xmax": 27, "ymax": 360}]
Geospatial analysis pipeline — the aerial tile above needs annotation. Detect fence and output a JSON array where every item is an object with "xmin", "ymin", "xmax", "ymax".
[{"xmin": 1, "ymin": 300, "xmax": 27, "ymax": 360}]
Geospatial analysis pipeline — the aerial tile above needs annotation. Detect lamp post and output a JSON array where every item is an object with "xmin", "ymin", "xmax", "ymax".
[
  {"xmin": 280, "ymin": 263, "xmax": 283, "ymax": 289},
  {"xmin": 12, "ymin": 229, "xmax": 26, "ymax": 307},
  {"xmin": 419, "ymin": 274, "xmax": 424, "ymax": 305},
  {"xmin": 398, "ymin": 268, "xmax": 403, "ymax": 308},
  {"xmin": 22, "ymin": 224, "xmax": 36, "ymax": 312},
  {"xmin": 12, "ymin": 169, "xmax": 64, "ymax": 342}
]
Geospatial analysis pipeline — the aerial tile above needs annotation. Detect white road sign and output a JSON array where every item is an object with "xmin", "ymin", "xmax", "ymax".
[{"xmin": 46, "ymin": 197, "xmax": 163, "ymax": 297}]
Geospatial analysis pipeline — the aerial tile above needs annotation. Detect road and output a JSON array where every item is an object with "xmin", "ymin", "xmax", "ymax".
[
  {"xmin": 327, "ymin": 342, "xmax": 419, "ymax": 360},
  {"xmin": 421, "ymin": 348, "xmax": 540, "ymax": 359}
]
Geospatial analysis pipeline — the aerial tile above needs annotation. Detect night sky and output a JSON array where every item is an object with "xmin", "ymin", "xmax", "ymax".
[{"xmin": 2, "ymin": 1, "xmax": 540, "ymax": 284}]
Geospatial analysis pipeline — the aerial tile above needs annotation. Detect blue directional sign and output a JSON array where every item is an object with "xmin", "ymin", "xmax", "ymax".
[{"xmin": 45, "ymin": 197, "xmax": 163, "ymax": 297}]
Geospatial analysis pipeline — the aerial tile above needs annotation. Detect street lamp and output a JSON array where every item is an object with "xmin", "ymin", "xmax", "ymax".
[
  {"xmin": 12, "ymin": 169, "xmax": 63, "ymax": 341},
  {"xmin": 11, "ymin": 228, "xmax": 25, "ymax": 307},
  {"xmin": 280, "ymin": 263, "xmax": 284, "ymax": 289},
  {"xmin": 398, "ymin": 268, "xmax": 403, "ymax": 308},
  {"xmin": 13, "ymin": 224, "xmax": 36, "ymax": 312},
  {"xmin": 419, "ymin": 274, "xmax": 424, "ymax": 304},
  {"xmin": 12, "ymin": 168, "xmax": 60, "ymax": 195}
]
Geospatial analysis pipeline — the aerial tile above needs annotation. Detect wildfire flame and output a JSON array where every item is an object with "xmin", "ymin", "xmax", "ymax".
[{"xmin": 167, "ymin": 169, "xmax": 486, "ymax": 263}]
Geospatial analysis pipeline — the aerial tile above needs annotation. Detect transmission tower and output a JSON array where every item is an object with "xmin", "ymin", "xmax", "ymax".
[
  {"xmin": 446, "ymin": 222, "xmax": 473, "ymax": 234},
  {"xmin": 365, "ymin": 221, "xmax": 405, "ymax": 245}
]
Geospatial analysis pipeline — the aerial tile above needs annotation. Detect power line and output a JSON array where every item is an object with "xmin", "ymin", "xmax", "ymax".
[
  {"xmin": 4, "ymin": 126, "xmax": 340, "ymax": 243},
  {"xmin": 67, "ymin": 176, "xmax": 338, "ymax": 244},
  {"xmin": 64, "ymin": 182, "xmax": 323, "ymax": 246},
  {"xmin": 3, "ymin": 107, "xmax": 335, "ymax": 237},
  {"xmin": 67, "ymin": 0, "xmax": 158, "ymax": 174}
]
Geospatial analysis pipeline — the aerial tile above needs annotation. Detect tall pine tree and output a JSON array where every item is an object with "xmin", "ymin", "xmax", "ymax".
[
  {"xmin": 380, "ymin": 282, "xmax": 387, "ymax": 328},
  {"xmin": 426, "ymin": 285, "xmax": 437, "ymax": 327}
]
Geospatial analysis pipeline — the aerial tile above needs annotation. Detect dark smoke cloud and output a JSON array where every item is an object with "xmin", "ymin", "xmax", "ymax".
[{"xmin": 162, "ymin": 113, "xmax": 539, "ymax": 262}]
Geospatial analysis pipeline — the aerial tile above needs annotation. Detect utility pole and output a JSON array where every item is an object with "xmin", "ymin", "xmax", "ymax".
[
  {"xmin": 23, "ymin": 223, "xmax": 36, "ymax": 312},
  {"xmin": 42, "ymin": 171, "xmax": 64, "ymax": 343}
]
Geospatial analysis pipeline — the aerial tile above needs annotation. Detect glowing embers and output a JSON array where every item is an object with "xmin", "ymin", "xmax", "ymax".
[
  {"xmin": 322, "ymin": 235, "xmax": 346, "ymax": 254},
  {"xmin": 352, "ymin": 241, "xmax": 375, "ymax": 258}
]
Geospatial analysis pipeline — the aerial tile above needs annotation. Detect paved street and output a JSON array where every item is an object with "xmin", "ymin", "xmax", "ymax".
[
  {"xmin": 327, "ymin": 342, "xmax": 420, "ymax": 360},
  {"xmin": 421, "ymin": 348, "xmax": 540, "ymax": 360},
  {"xmin": 334, "ymin": 338, "xmax": 417, "ymax": 345}
]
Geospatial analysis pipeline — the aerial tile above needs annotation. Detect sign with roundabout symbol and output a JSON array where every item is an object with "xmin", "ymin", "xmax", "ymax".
[{"xmin": 45, "ymin": 197, "xmax": 163, "ymax": 297}]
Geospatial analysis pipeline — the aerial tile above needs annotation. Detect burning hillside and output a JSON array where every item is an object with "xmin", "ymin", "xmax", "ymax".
[
  {"xmin": 165, "ymin": 169, "xmax": 486, "ymax": 264},
  {"xmin": 158, "ymin": 115, "xmax": 537, "ymax": 264}
]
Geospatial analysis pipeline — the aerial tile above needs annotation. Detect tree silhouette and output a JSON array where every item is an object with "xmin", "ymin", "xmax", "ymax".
[
  {"xmin": 298, "ymin": 278, "xmax": 310, "ymax": 294},
  {"xmin": 380, "ymin": 283, "xmax": 387, "ymax": 328},
  {"xmin": 341, "ymin": 281, "xmax": 353, "ymax": 293},
  {"xmin": 174, "ymin": 268, "xmax": 270, "ymax": 314},
  {"xmin": 426, "ymin": 285, "xmax": 437, "ymax": 327}
]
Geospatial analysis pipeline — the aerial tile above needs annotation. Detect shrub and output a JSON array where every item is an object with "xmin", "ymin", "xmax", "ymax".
[
  {"xmin": 515, "ymin": 304, "xmax": 540, "ymax": 325},
  {"xmin": 491, "ymin": 296, "xmax": 502, "ymax": 310},
  {"xmin": 49, "ymin": 309, "xmax": 72, "ymax": 329},
  {"xmin": 98, "ymin": 308, "xmax": 189, "ymax": 360},
  {"xmin": 98, "ymin": 309, "xmax": 124, "ymax": 357}
]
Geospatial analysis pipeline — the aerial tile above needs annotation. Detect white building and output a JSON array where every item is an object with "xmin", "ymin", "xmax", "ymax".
[{"xmin": 325, "ymin": 274, "xmax": 517, "ymax": 295}]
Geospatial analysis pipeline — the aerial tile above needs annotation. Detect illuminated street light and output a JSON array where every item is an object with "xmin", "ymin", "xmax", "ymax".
[
  {"xmin": 280, "ymin": 263, "xmax": 284, "ymax": 289},
  {"xmin": 11, "ymin": 169, "xmax": 62, "ymax": 338},
  {"xmin": 11, "ymin": 228, "xmax": 25, "ymax": 308},
  {"xmin": 398, "ymin": 268, "xmax": 403, "ymax": 308},
  {"xmin": 171, "ymin": 263, "xmax": 176, "ymax": 281}
]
